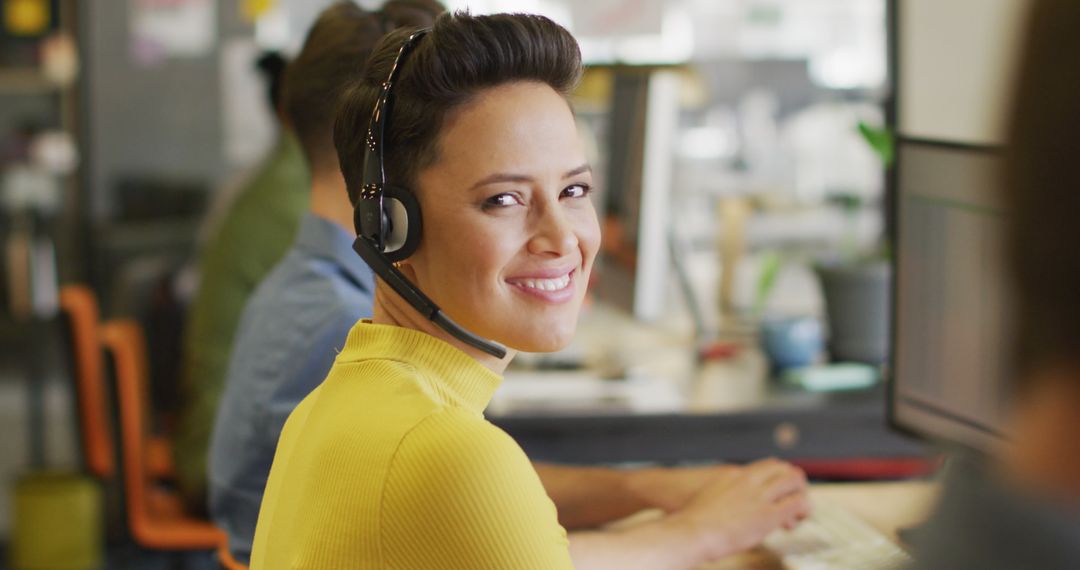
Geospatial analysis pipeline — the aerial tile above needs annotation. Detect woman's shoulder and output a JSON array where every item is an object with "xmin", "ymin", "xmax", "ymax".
[
  {"xmin": 379, "ymin": 408, "xmax": 571, "ymax": 568},
  {"xmin": 388, "ymin": 407, "xmax": 531, "ymax": 481},
  {"xmin": 382, "ymin": 406, "xmax": 559, "ymax": 521},
  {"xmin": 399, "ymin": 407, "xmax": 515, "ymax": 455}
]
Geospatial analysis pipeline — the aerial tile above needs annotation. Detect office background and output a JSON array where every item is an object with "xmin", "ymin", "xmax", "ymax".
[{"xmin": 0, "ymin": 0, "xmax": 1032, "ymax": 564}]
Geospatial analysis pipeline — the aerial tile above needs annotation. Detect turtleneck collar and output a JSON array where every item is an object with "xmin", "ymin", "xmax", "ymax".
[{"xmin": 339, "ymin": 321, "xmax": 503, "ymax": 415}]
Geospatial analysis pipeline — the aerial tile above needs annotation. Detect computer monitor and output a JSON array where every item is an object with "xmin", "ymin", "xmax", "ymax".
[
  {"xmin": 589, "ymin": 68, "xmax": 679, "ymax": 322},
  {"xmin": 889, "ymin": 140, "xmax": 1011, "ymax": 451},
  {"xmin": 887, "ymin": 0, "xmax": 1030, "ymax": 452}
]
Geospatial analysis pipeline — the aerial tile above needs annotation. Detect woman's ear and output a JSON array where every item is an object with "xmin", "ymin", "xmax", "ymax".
[{"xmin": 393, "ymin": 258, "xmax": 419, "ymax": 282}]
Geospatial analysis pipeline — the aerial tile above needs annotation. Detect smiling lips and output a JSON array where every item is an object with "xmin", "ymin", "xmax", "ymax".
[
  {"xmin": 506, "ymin": 269, "xmax": 576, "ymax": 303},
  {"xmin": 517, "ymin": 274, "xmax": 570, "ymax": 291}
]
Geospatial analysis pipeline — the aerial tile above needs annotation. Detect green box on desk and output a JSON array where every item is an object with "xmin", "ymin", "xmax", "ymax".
[{"xmin": 10, "ymin": 472, "xmax": 103, "ymax": 570}]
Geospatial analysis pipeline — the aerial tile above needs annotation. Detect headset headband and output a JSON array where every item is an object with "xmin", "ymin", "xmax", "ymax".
[
  {"xmin": 352, "ymin": 29, "xmax": 508, "ymax": 360},
  {"xmin": 357, "ymin": 28, "xmax": 428, "ymax": 250}
]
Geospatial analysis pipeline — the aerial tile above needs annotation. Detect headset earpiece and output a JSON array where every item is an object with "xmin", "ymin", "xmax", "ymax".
[
  {"xmin": 382, "ymin": 185, "xmax": 423, "ymax": 263},
  {"xmin": 352, "ymin": 184, "xmax": 422, "ymax": 262}
]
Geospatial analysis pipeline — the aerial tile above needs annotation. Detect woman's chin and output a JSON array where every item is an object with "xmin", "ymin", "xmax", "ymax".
[{"xmin": 502, "ymin": 327, "xmax": 576, "ymax": 354}]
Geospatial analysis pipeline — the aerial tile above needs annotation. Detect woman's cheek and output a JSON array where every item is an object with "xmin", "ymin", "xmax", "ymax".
[
  {"xmin": 468, "ymin": 238, "xmax": 515, "ymax": 288},
  {"xmin": 578, "ymin": 215, "xmax": 602, "ymax": 265}
]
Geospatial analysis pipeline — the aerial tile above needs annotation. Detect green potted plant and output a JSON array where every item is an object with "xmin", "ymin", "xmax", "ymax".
[{"xmin": 814, "ymin": 121, "xmax": 894, "ymax": 364}]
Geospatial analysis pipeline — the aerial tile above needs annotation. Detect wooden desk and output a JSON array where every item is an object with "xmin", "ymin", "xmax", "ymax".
[
  {"xmin": 806, "ymin": 481, "xmax": 938, "ymax": 542},
  {"xmin": 610, "ymin": 481, "xmax": 938, "ymax": 569},
  {"xmin": 701, "ymin": 481, "xmax": 939, "ymax": 569}
]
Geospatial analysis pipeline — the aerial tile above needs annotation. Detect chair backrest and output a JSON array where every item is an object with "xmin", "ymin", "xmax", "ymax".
[
  {"xmin": 218, "ymin": 541, "xmax": 250, "ymax": 570},
  {"xmin": 58, "ymin": 285, "xmax": 114, "ymax": 479},
  {"xmin": 99, "ymin": 319, "xmax": 153, "ymax": 534},
  {"xmin": 101, "ymin": 318, "xmax": 226, "ymax": 551}
]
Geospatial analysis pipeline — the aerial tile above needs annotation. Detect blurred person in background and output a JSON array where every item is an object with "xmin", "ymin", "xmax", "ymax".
[
  {"xmin": 208, "ymin": 1, "xmax": 445, "ymax": 562},
  {"xmin": 195, "ymin": 53, "xmax": 292, "ymax": 243},
  {"xmin": 174, "ymin": 46, "xmax": 308, "ymax": 512},
  {"xmin": 914, "ymin": 0, "xmax": 1080, "ymax": 567}
]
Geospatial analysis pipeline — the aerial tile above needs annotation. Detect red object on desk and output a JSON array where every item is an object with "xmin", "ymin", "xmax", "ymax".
[
  {"xmin": 792, "ymin": 457, "xmax": 942, "ymax": 481},
  {"xmin": 698, "ymin": 341, "xmax": 742, "ymax": 361}
]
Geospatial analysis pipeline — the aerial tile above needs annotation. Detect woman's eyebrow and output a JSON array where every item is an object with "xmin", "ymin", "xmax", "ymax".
[
  {"xmin": 468, "ymin": 164, "xmax": 592, "ymax": 190},
  {"xmin": 562, "ymin": 163, "xmax": 592, "ymax": 179},
  {"xmin": 470, "ymin": 172, "xmax": 533, "ymax": 190}
]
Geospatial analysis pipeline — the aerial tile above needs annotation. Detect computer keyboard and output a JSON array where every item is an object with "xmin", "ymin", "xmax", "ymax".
[{"xmin": 763, "ymin": 501, "xmax": 912, "ymax": 570}]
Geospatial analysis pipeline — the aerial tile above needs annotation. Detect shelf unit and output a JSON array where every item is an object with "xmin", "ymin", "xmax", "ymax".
[
  {"xmin": 0, "ymin": 68, "xmax": 61, "ymax": 93},
  {"xmin": 0, "ymin": 0, "xmax": 83, "ymax": 470},
  {"xmin": 1, "ymin": 0, "xmax": 84, "ymax": 284}
]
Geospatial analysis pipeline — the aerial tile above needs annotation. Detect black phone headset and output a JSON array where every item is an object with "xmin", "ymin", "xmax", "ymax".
[{"xmin": 351, "ymin": 29, "xmax": 508, "ymax": 360}]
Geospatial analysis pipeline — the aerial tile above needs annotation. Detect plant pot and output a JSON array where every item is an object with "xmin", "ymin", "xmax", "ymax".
[{"xmin": 815, "ymin": 260, "xmax": 891, "ymax": 364}]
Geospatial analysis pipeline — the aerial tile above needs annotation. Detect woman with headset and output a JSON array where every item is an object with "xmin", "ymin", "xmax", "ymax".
[{"xmin": 250, "ymin": 11, "xmax": 809, "ymax": 569}]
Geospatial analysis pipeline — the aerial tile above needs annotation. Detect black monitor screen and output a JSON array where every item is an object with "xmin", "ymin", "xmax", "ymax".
[{"xmin": 889, "ymin": 140, "xmax": 1011, "ymax": 452}]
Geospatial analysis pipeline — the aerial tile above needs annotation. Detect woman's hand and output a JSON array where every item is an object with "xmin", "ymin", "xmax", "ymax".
[
  {"xmin": 668, "ymin": 458, "xmax": 812, "ymax": 562},
  {"xmin": 568, "ymin": 458, "xmax": 811, "ymax": 570}
]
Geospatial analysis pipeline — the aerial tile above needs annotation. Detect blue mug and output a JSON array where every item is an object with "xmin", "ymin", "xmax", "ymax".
[{"xmin": 761, "ymin": 316, "xmax": 824, "ymax": 371}]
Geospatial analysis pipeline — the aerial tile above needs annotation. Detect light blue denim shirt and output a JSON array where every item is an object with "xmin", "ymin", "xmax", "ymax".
[{"xmin": 207, "ymin": 213, "xmax": 374, "ymax": 563}]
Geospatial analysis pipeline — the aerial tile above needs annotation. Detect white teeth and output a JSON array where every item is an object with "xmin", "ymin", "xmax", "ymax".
[{"xmin": 518, "ymin": 274, "xmax": 571, "ymax": 292}]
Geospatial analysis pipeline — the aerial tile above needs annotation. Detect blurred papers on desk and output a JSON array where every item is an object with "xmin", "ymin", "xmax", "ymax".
[{"xmin": 490, "ymin": 372, "xmax": 684, "ymax": 416}]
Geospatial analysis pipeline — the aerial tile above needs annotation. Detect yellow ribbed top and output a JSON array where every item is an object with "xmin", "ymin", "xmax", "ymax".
[{"xmin": 249, "ymin": 321, "xmax": 572, "ymax": 569}]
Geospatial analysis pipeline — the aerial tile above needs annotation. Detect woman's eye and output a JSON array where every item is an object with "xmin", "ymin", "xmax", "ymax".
[
  {"xmin": 561, "ymin": 184, "xmax": 592, "ymax": 199},
  {"xmin": 483, "ymin": 193, "xmax": 522, "ymax": 209}
]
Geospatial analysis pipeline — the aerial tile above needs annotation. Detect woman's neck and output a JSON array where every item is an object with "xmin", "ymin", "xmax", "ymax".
[{"xmin": 371, "ymin": 282, "xmax": 515, "ymax": 375}]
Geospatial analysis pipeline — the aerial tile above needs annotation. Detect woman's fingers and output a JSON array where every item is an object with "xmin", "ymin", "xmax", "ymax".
[
  {"xmin": 763, "ymin": 465, "xmax": 809, "ymax": 502},
  {"xmin": 743, "ymin": 459, "xmax": 808, "ymax": 499},
  {"xmin": 772, "ymin": 491, "xmax": 813, "ymax": 529}
]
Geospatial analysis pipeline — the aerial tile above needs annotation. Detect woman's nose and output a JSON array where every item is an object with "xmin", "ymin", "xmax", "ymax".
[{"xmin": 528, "ymin": 205, "xmax": 578, "ymax": 257}]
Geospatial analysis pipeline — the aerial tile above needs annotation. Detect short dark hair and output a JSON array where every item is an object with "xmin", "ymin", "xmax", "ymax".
[
  {"xmin": 255, "ymin": 51, "xmax": 287, "ymax": 113},
  {"xmin": 1003, "ymin": 0, "xmax": 1080, "ymax": 381},
  {"xmin": 334, "ymin": 11, "xmax": 582, "ymax": 205},
  {"xmin": 282, "ymin": 0, "xmax": 443, "ymax": 172}
]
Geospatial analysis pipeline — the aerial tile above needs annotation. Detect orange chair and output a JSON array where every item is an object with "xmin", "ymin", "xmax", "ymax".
[
  {"xmin": 59, "ymin": 285, "xmax": 115, "ymax": 479},
  {"xmin": 217, "ymin": 540, "xmax": 250, "ymax": 570},
  {"xmin": 100, "ymin": 319, "xmax": 223, "ymax": 551},
  {"xmin": 59, "ymin": 286, "xmax": 175, "ymax": 481}
]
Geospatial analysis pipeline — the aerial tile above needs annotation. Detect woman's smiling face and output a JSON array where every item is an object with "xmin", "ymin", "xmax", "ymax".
[{"xmin": 405, "ymin": 80, "xmax": 600, "ymax": 353}]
